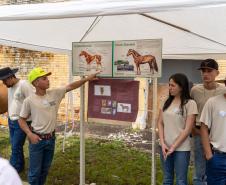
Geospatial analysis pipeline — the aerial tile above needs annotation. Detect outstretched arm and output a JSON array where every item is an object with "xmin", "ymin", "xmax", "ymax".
[{"xmin": 66, "ymin": 72, "xmax": 99, "ymax": 92}]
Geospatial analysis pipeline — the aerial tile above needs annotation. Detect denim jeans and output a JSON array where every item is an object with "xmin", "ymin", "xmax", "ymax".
[
  {"xmin": 193, "ymin": 135, "xmax": 207, "ymax": 185},
  {"xmin": 28, "ymin": 137, "xmax": 55, "ymax": 185},
  {"xmin": 8, "ymin": 118, "xmax": 26, "ymax": 173},
  {"xmin": 206, "ymin": 152, "xmax": 226, "ymax": 185},
  {"xmin": 160, "ymin": 150, "xmax": 190, "ymax": 185}
]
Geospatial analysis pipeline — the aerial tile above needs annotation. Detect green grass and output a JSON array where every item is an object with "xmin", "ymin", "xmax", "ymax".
[{"xmin": 0, "ymin": 129, "xmax": 193, "ymax": 185}]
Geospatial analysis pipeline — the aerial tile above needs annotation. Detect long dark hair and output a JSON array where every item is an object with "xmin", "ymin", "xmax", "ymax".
[{"xmin": 163, "ymin": 73, "xmax": 191, "ymax": 116}]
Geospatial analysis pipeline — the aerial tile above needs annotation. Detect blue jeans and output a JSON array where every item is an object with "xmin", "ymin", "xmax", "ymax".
[
  {"xmin": 193, "ymin": 135, "xmax": 207, "ymax": 185},
  {"xmin": 160, "ymin": 150, "xmax": 190, "ymax": 185},
  {"xmin": 28, "ymin": 137, "xmax": 55, "ymax": 185},
  {"xmin": 8, "ymin": 118, "xmax": 26, "ymax": 173},
  {"xmin": 206, "ymin": 152, "xmax": 226, "ymax": 185}
]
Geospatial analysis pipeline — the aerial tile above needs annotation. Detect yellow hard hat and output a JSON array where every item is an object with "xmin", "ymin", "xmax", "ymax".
[{"xmin": 28, "ymin": 67, "xmax": 51, "ymax": 83}]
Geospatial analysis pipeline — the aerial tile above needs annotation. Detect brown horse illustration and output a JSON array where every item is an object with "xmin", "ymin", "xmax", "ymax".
[
  {"xmin": 127, "ymin": 49, "xmax": 158, "ymax": 75},
  {"xmin": 79, "ymin": 50, "xmax": 102, "ymax": 71}
]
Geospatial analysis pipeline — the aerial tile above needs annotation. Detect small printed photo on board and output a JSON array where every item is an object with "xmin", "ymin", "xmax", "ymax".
[
  {"xmin": 101, "ymin": 99, "xmax": 107, "ymax": 107},
  {"xmin": 94, "ymin": 85, "xmax": 111, "ymax": 96},
  {"xmin": 112, "ymin": 100, "xmax": 117, "ymax": 108},
  {"xmin": 117, "ymin": 103, "xmax": 131, "ymax": 113},
  {"xmin": 101, "ymin": 107, "xmax": 112, "ymax": 115}
]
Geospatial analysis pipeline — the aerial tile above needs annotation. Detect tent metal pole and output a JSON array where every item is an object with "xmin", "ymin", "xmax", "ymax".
[
  {"xmin": 80, "ymin": 77, "xmax": 85, "ymax": 185},
  {"xmin": 80, "ymin": 16, "xmax": 102, "ymax": 42},
  {"xmin": 151, "ymin": 77, "xmax": 157, "ymax": 185},
  {"xmin": 78, "ymin": 16, "xmax": 103, "ymax": 184},
  {"xmin": 140, "ymin": 13, "xmax": 226, "ymax": 47},
  {"xmin": 63, "ymin": 54, "xmax": 73, "ymax": 152}
]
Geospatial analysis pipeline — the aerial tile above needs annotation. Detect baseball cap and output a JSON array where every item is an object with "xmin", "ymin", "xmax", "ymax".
[
  {"xmin": 198, "ymin": 59, "xmax": 218, "ymax": 70},
  {"xmin": 28, "ymin": 67, "xmax": 51, "ymax": 83}
]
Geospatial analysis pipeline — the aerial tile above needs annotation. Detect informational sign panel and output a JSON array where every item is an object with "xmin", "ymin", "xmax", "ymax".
[
  {"xmin": 72, "ymin": 41, "xmax": 112, "ymax": 77},
  {"xmin": 88, "ymin": 79, "xmax": 139, "ymax": 122},
  {"xmin": 113, "ymin": 39, "xmax": 162, "ymax": 78}
]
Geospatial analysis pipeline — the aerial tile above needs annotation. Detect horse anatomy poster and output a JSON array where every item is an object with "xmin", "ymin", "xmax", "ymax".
[
  {"xmin": 72, "ymin": 41, "xmax": 112, "ymax": 76},
  {"xmin": 88, "ymin": 79, "xmax": 139, "ymax": 122},
  {"xmin": 113, "ymin": 39, "xmax": 162, "ymax": 78}
]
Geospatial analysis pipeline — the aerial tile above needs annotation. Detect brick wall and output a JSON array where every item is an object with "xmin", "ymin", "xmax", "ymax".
[
  {"xmin": 217, "ymin": 60, "xmax": 226, "ymax": 80},
  {"xmin": 0, "ymin": 45, "xmax": 80, "ymax": 124}
]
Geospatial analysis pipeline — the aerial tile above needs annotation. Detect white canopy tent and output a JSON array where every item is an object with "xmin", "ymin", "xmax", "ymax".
[
  {"xmin": 1, "ymin": 1, "xmax": 226, "ymax": 185},
  {"xmin": 0, "ymin": 0, "xmax": 226, "ymax": 59}
]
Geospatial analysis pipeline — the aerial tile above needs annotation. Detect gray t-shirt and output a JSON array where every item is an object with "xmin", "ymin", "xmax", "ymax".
[{"xmin": 20, "ymin": 87, "xmax": 66, "ymax": 134}]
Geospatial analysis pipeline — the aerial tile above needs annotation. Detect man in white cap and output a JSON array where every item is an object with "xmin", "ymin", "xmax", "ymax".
[
  {"xmin": 19, "ymin": 67, "xmax": 99, "ymax": 185},
  {"xmin": 200, "ymin": 85, "xmax": 226, "ymax": 185},
  {"xmin": 0, "ymin": 67, "xmax": 33, "ymax": 173}
]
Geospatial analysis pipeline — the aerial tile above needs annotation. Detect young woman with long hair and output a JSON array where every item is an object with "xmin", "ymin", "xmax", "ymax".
[{"xmin": 157, "ymin": 73, "xmax": 198, "ymax": 185}]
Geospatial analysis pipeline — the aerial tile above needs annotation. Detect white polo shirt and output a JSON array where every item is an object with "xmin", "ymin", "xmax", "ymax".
[{"xmin": 200, "ymin": 94, "xmax": 226, "ymax": 152}]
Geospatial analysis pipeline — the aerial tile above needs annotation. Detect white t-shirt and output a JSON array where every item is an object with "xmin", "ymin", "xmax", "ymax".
[
  {"xmin": 190, "ymin": 83, "xmax": 226, "ymax": 125},
  {"xmin": 0, "ymin": 158, "xmax": 23, "ymax": 185},
  {"xmin": 200, "ymin": 94, "xmax": 226, "ymax": 152},
  {"xmin": 162, "ymin": 99, "xmax": 198, "ymax": 151},
  {"xmin": 20, "ymin": 87, "xmax": 66, "ymax": 134},
  {"xmin": 8, "ymin": 80, "xmax": 34, "ymax": 121}
]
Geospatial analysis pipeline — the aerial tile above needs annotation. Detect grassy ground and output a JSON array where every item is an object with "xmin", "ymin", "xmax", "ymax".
[{"xmin": 0, "ymin": 129, "xmax": 193, "ymax": 185}]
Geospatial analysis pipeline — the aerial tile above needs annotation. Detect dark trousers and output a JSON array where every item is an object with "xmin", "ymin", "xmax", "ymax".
[
  {"xmin": 8, "ymin": 118, "xmax": 26, "ymax": 173},
  {"xmin": 28, "ymin": 137, "xmax": 55, "ymax": 185},
  {"xmin": 206, "ymin": 152, "xmax": 226, "ymax": 185}
]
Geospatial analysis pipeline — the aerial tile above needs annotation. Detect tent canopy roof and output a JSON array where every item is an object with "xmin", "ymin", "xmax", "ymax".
[{"xmin": 0, "ymin": 0, "xmax": 226, "ymax": 59}]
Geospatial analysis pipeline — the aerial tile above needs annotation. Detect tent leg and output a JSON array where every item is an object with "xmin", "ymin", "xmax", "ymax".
[
  {"xmin": 151, "ymin": 77, "xmax": 157, "ymax": 185},
  {"xmin": 80, "ymin": 77, "xmax": 85, "ymax": 185}
]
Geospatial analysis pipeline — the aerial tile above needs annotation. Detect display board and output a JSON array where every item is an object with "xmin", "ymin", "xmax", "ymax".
[
  {"xmin": 113, "ymin": 39, "xmax": 162, "ymax": 78},
  {"xmin": 72, "ymin": 39, "xmax": 162, "ymax": 78},
  {"xmin": 72, "ymin": 41, "xmax": 113, "ymax": 77},
  {"xmin": 88, "ymin": 78, "xmax": 139, "ymax": 122}
]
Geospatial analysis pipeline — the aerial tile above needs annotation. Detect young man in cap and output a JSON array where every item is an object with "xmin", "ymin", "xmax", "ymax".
[
  {"xmin": 19, "ymin": 67, "xmax": 99, "ymax": 185},
  {"xmin": 0, "ymin": 67, "xmax": 33, "ymax": 173},
  {"xmin": 200, "ymin": 87, "xmax": 226, "ymax": 185},
  {"xmin": 190, "ymin": 59, "xmax": 226, "ymax": 185}
]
